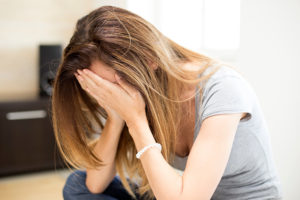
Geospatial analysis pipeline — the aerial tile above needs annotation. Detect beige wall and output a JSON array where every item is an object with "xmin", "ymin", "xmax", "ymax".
[
  {"xmin": 238, "ymin": 0, "xmax": 300, "ymax": 198},
  {"xmin": 0, "ymin": 0, "xmax": 126, "ymax": 101}
]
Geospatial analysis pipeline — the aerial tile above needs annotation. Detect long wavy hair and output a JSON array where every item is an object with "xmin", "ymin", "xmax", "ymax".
[{"xmin": 51, "ymin": 5, "xmax": 224, "ymax": 200}]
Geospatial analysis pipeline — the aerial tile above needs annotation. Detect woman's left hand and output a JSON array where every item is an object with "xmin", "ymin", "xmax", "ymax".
[{"xmin": 75, "ymin": 69, "xmax": 148, "ymax": 128}]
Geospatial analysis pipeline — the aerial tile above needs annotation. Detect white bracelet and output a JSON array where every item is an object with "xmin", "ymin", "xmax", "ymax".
[{"xmin": 136, "ymin": 143, "xmax": 162, "ymax": 159}]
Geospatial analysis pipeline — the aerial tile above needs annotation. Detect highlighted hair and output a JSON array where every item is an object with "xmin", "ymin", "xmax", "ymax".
[{"xmin": 51, "ymin": 5, "xmax": 223, "ymax": 200}]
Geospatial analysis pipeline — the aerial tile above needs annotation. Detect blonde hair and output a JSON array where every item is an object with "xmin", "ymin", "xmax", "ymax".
[{"xmin": 51, "ymin": 5, "xmax": 225, "ymax": 200}]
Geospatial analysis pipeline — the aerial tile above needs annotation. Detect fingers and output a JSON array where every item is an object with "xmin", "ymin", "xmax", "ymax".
[
  {"xmin": 77, "ymin": 69, "xmax": 99, "ymax": 90},
  {"xmin": 115, "ymin": 73, "xmax": 139, "ymax": 97},
  {"xmin": 74, "ymin": 68, "xmax": 141, "ymax": 101},
  {"xmin": 81, "ymin": 69, "xmax": 107, "ymax": 87},
  {"xmin": 74, "ymin": 72, "xmax": 87, "ymax": 90},
  {"xmin": 75, "ymin": 71, "xmax": 97, "ymax": 99},
  {"xmin": 74, "ymin": 71, "xmax": 104, "ymax": 104},
  {"xmin": 75, "ymin": 69, "xmax": 106, "ymax": 97}
]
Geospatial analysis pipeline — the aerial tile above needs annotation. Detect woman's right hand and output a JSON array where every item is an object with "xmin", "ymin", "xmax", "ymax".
[{"xmin": 75, "ymin": 72, "xmax": 125, "ymax": 128}]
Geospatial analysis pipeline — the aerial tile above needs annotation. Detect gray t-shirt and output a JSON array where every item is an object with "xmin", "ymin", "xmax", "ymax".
[{"xmin": 171, "ymin": 65, "xmax": 283, "ymax": 200}]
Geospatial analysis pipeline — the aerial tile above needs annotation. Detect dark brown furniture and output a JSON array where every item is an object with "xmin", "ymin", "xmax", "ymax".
[{"xmin": 0, "ymin": 97, "xmax": 66, "ymax": 177}]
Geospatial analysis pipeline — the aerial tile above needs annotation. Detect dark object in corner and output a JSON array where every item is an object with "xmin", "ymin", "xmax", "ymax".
[{"xmin": 0, "ymin": 97, "xmax": 67, "ymax": 177}]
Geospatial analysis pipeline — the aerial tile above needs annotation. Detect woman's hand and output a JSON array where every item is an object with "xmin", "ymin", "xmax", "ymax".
[
  {"xmin": 74, "ymin": 68, "xmax": 148, "ymax": 129},
  {"xmin": 74, "ymin": 71, "xmax": 123, "ymax": 126}
]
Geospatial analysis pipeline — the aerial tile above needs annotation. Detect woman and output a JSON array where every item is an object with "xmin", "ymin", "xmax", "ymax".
[{"xmin": 52, "ymin": 5, "xmax": 283, "ymax": 200}]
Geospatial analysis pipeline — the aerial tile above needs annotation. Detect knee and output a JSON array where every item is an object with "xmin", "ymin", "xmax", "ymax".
[{"xmin": 63, "ymin": 170, "xmax": 88, "ymax": 199}]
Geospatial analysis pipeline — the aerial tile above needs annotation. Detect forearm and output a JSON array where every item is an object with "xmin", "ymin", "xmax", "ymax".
[
  {"xmin": 86, "ymin": 118, "xmax": 124, "ymax": 193},
  {"xmin": 128, "ymin": 121, "xmax": 183, "ymax": 200}
]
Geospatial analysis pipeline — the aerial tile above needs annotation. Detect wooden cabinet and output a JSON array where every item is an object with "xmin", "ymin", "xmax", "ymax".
[{"xmin": 0, "ymin": 97, "xmax": 66, "ymax": 177}]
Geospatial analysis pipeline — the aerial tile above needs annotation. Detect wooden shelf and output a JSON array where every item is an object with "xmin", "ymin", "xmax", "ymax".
[{"xmin": 0, "ymin": 97, "xmax": 66, "ymax": 177}]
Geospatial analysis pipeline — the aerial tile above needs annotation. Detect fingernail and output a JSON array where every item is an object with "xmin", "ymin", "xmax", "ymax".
[
  {"xmin": 83, "ymin": 69, "xmax": 88, "ymax": 73},
  {"xmin": 77, "ymin": 75, "xmax": 83, "ymax": 81},
  {"xmin": 77, "ymin": 69, "xmax": 82, "ymax": 74}
]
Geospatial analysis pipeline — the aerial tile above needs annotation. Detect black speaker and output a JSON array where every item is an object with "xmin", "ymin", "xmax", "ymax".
[{"xmin": 39, "ymin": 44, "xmax": 62, "ymax": 97}]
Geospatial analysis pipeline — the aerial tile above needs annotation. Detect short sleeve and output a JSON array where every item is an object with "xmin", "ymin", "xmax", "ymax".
[{"xmin": 199, "ymin": 75, "xmax": 254, "ymax": 123}]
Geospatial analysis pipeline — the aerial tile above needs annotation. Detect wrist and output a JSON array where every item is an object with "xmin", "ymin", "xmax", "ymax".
[
  {"xmin": 105, "ymin": 117, "xmax": 125, "ymax": 134},
  {"xmin": 127, "ymin": 120, "xmax": 153, "ymax": 143},
  {"xmin": 107, "ymin": 117, "xmax": 125, "ymax": 127},
  {"xmin": 126, "ymin": 118, "xmax": 149, "ymax": 133},
  {"xmin": 128, "ymin": 122, "xmax": 157, "ymax": 154}
]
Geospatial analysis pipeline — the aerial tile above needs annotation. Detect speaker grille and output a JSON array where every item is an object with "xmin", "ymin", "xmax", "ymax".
[{"xmin": 39, "ymin": 44, "xmax": 62, "ymax": 97}]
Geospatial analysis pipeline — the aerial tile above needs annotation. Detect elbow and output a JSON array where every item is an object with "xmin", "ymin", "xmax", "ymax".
[
  {"xmin": 85, "ymin": 167, "xmax": 117, "ymax": 194},
  {"xmin": 175, "ymin": 189, "xmax": 210, "ymax": 200},
  {"xmin": 85, "ymin": 179, "xmax": 106, "ymax": 194},
  {"xmin": 175, "ymin": 196, "xmax": 209, "ymax": 200},
  {"xmin": 176, "ymin": 193, "xmax": 211, "ymax": 200}
]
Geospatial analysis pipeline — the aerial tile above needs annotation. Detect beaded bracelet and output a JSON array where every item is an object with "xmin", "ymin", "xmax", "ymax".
[{"xmin": 136, "ymin": 143, "xmax": 162, "ymax": 159}]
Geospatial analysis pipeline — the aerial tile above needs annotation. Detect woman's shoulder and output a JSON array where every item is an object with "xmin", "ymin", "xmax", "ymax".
[
  {"xmin": 203, "ymin": 64, "xmax": 247, "ymax": 83},
  {"xmin": 196, "ymin": 64, "xmax": 257, "ymax": 123},
  {"xmin": 200, "ymin": 64, "xmax": 255, "ymax": 97}
]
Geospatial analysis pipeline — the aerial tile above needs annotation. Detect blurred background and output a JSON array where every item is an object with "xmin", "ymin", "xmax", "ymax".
[{"xmin": 0, "ymin": 0, "xmax": 299, "ymax": 199}]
